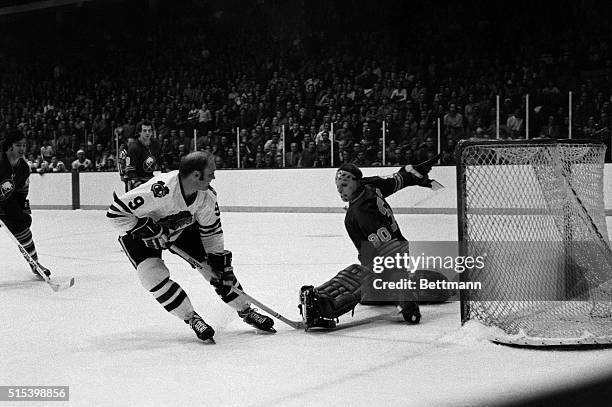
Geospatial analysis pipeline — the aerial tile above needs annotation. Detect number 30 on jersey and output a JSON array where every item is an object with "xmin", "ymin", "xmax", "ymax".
[{"xmin": 367, "ymin": 196, "xmax": 399, "ymax": 248}]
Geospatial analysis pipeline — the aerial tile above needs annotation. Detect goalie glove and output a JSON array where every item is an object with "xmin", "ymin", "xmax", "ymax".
[
  {"xmin": 406, "ymin": 154, "xmax": 441, "ymax": 178},
  {"xmin": 404, "ymin": 154, "xmax": 443, "ymax": 189},
  {"xmin": 130, "ymin": 217, "xmax": 169, "ymax": 250}
]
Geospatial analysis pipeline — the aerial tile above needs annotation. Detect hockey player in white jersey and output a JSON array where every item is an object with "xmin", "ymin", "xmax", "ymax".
[{"xmin": 106, "ymin": 151, "xmax": 274, "ymax": 342}]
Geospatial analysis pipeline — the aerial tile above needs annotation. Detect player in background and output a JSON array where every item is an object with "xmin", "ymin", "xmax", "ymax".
[
  {"xmin": 117, "ymin": 141, "xmax": 129, "ymax": 192},
  {"xmin": 125, "ymin": 120, "xmax": 163, "ymax": 190},
  {"xmin": 107, "ymin": 151, "xmax": 274, "ymax": 342},
  {"xmin": 0, "ymin": 130, "xmax": 51, "ymax": 279},
  {"xmin": 299, "ymin": 156, "xmax": 443, "ymax": 329}
]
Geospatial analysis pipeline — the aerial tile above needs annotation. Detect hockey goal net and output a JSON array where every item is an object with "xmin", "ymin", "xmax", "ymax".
[{"xmin": 456, "ymin": 139, "xmax": 612, "ymax": 346}]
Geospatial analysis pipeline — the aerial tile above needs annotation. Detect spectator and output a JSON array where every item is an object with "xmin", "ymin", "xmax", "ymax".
[
  {"xmin": 390, "ymin": 81, "xmax": 408, "ymax": 102},
  {"xmin": 104, "ymin": 156, "xmax": 116, "ymax": 172},
  {"xmin": 371, "ymin": 150, "xmax": 384, "ymax": 166},
  {"xmin": 316, "ymin": 131, "xmax": 332, "ymax": 158},
  {"xmin": 225, "ymin": 148, "xmax": 238, "ymax": 168},
  {"xmin": 506, "ymin": 109, "xmax": 525, "ymax": 138},
  {"xmin": 285, "ymin": 142, "xmax": 301, "ymax": 168},
  {"xmin": 263, "ymin": 152, "xmax": 277, "ymax": 168},
  {"xmin": 338, "ymin": 149, "xmax": 352, "ymax": 165},
  {"xmin": 1, "ymin": 0, "xmax": 611, "ymax": 170},
  {"xmin": 26, "ymin": 153, "xmax": 38, "ymax": 173},
  {"xmin": 72, "ymin": 149, "xmax": 92, "ymax": 172},
  {"xmin": 214, "ymin": 155, "xmax": 225, "ymax": 169},
  {"xmin": 313, "ymin": 152, "xmax": 330, "ymax": 168},
  {"xmin": 275, "ymin": 152, "xmax": 284, "ymax": 168},
  {"xmin": 300, "ymin": 141, "xmax": 318, "ymax": 167},
  {"xmin": 254, "ymin": 152, "xmax": 266, "ymax": 168},
  {"xmin": 352, "ymin": 151, "xmax": 370, "ymax": 166},
  {"xmin": 540, "ymin": 116, "xmax": 561, "ymax": 139},
  {"xmin": 595, "ymin": 113, "xmax": 611, "ymax": 144},
  {"xmin": 385, "ymin": 139, "xmax": 399, "ymax": 164},
  {"xmin": 49, "ymin": 156, "xmax": 67, "ymax": 173},
  {"xmin": 40, "ymin": 141, "xmax": 54, "ymax": 162},
  {"xmin": 443, "ymin": 103, "xmax": 464, "ymax": 140},
  {"xmin": 36, "ymin": 158, "xmax": 50, "ymax": 174}
]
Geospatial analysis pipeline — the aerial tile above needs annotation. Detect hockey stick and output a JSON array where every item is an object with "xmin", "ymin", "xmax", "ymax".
[
  {"xmin": 0, "ymin": 219, "xmax": 75, "ymax": 292},
  {"xmin": 170, "ymin": 245, "xmax": 305, "ymax": 330}
]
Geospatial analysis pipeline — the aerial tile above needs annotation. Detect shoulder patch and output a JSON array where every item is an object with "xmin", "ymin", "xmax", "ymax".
[
  {"xmin": 0, "ymin": 178, "xmax": 15, "ymax": 202},
  {"xmin": 150, "ymin": 180, "xmax": 170, "ymax": 198}
]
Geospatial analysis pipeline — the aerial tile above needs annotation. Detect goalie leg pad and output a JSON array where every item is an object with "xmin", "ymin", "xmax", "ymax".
[
  {"xmin": 137, "ymin": 257, "xmax": 194, "ymax": 320},
  {"xmin": 313, "ymin": 264, "xmax": 372, "ymax": 319},
  {"xmin": 413, "ymin": 269, "xmax": 455, "ymax": 303}
]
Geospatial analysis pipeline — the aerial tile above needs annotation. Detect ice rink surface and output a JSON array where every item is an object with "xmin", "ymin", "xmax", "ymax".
[{"xmin": 1, "ymin": 210, "xmax": 612, "ymax": 407}]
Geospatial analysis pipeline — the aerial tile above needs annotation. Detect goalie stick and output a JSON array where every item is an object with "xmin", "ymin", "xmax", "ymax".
[
  {"xmin": 169, "ymin": 245, "xmax": 306, "ymax": 330},
  {"xmin": 0, "ymin": 219, "xmax": 75, "ymax": 292}
]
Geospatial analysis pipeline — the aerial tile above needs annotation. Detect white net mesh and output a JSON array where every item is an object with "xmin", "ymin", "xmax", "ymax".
[{"xmin": 457, "ymin": 140, "xmax": 612, "ymax": 346}]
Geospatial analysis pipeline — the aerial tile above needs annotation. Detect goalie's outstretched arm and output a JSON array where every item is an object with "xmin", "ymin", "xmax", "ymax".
[{"xmin": 362, "ymin": 154, "xmax": 442, "ymax": 198}]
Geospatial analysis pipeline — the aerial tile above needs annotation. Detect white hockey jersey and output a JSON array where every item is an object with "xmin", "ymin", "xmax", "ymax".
[{"xmin": 106, "ymin": 171, "xmax": 224, "ymax": 253}]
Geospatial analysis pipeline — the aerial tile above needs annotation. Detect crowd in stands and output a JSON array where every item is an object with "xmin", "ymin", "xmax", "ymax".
[{"xmin": 1, "ymin": 0, "xmax": 612, "ymax": 174}]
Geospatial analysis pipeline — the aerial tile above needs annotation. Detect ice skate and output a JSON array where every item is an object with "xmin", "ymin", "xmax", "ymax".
[
  {"xmin": 299, "ymin": 285, "xmax": 337, "ymax": 330},
  {"xmin": 187, "ymin": 312, "xmax": 215, "ymax": 343},
  {"xmin": 238, "ymin": 307, "xmax": 276, "ymax": 333}
]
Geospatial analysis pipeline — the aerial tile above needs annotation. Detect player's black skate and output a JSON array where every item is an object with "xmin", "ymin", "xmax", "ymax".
[
  {"xmin": 299, "ymin": 285, "xmax": 337, "ymax": 330},
  {"xmin": 186, "ymin": 312, "xmax": 215, "ymax": 343},
  {"xmin": 238, "ymin": 308, "xmax": 276, "ymax": 333},
  {"xmin": 31, "ymin": 262, "xmax": 51, "ymax": 280},
  {"xmin": 398, "ymin": 301, "xmax": 421, "ymax": 324}
]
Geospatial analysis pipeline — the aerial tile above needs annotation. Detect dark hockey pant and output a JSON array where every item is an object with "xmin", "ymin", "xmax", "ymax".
[{"xmin": 0, "ymin": 214, "xmax": 38, "ymax": 263}]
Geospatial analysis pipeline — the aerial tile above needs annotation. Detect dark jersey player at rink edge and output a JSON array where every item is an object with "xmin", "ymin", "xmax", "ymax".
[
  {"xmin": 299, "ymin": 155, "xmax": 442, "ymax": 329},
  {"xmin": 106, "ymin": 151, "xmax": 275, "ymax": 342},
  {"xmin": 124, "ymin": 120, "xmax": 163, "ymax": 191},
  {"xmin": 0, "ymin": 130, "xmax": 51, "ymax": 279}
]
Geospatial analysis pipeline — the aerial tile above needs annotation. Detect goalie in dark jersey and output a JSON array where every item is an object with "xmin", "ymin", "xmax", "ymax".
[{"xmin": 299, "ymin": 155, "xmax": 443, "ymax": 329}]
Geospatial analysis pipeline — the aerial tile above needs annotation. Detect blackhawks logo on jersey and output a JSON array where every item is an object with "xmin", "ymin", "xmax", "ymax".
[
  {"xmin": 0, "ymin": 178, "xmax": 15, "ymax": 202},
  {"xmin": 151, "ymin": 180, "xmax": 170, "ymax": 198},
  {"xmin": 158, "ymin": 211, "xmax": 193, "ymax": 231}
]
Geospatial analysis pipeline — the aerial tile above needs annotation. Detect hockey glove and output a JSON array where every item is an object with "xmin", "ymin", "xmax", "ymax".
[
  {"xmin": 130, "ymin": 217, "xmax": 169, "ymax": 250},
  {"xmin": 207, "ymin": 251, "xmax": 239, "ymax": 303}
]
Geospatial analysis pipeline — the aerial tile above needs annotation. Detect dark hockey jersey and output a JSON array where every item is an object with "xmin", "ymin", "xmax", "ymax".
[
  {"xmin": 125, "ymin": 138, "xmax": 162, "ymax": 181},
  {"xmin": 0, "ymin": 152, "xmax": 30, "ymax": 217},
  {"xmin": 344, "ymin": 166, "xmax": 421, "ymax": 266}
]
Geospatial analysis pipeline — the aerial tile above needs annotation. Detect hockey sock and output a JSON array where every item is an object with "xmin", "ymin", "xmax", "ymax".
[
  {"xmin": 13, "ymin": 227, "xmax": 37, "ymax": 261},
  {"xmin": 137, "ymin": 258, "xmax": 195, "ymax": 320}
]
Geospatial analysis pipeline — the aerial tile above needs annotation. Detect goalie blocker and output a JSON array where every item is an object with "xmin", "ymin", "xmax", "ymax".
[{"xmin": 299, "ymin": 264, "xmax": 452, "ymax": 329}]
